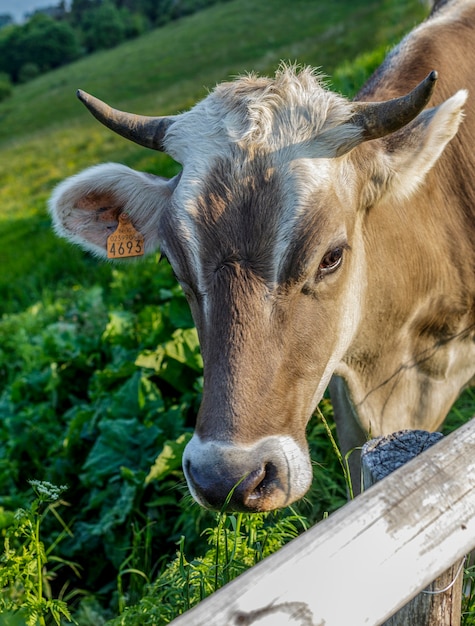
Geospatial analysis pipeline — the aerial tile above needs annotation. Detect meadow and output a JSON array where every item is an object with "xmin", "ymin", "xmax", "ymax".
[{"xmin": 0, "ymin": 0, "xmax": 474, "ymax": 623}]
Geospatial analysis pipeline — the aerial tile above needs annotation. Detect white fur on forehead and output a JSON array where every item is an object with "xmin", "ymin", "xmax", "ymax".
[
  {"xmin": 165, "ymin": 64, "xmax": 361, "ymax": 158},
  {"xmin": 218, "ymin": 65, "xmax": 354, "ymax": 141}
]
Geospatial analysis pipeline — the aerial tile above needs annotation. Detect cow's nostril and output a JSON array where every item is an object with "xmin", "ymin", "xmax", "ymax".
[{"xmin": 242, "ymin": 462, "xmax": 280, "ymax": 507}]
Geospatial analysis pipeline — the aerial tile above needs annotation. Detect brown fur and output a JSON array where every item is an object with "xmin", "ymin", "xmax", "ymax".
[{"xmin": 341, "ymin": 1, "xmax": 475, "ymax": 437}]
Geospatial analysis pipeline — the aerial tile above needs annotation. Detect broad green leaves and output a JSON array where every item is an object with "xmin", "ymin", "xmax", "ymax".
[
  {"xmin": 146, "ymin": 433, "xmax": 192, "ymax": 485},
  {"xmin": 0, "ymin": 258, "xmax": 206, "ymax": 614},
  {"xmin": 136, "ymin": 328, "xmax": 203, "ymax": 392}
]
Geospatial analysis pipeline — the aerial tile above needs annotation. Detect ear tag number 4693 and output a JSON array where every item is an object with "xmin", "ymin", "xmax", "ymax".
[{"xmin": 107, "ymin": 213, "xmax": 144, "ymax": 259}]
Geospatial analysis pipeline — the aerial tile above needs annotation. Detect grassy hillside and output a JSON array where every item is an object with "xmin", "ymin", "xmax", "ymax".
[
  {"xmin": 0, "ymin": 0, "xmax": 426, "ymax": 142},
  {"xmin": 0, "ymin": 0, "xmax": 427, "ymax": 313}
]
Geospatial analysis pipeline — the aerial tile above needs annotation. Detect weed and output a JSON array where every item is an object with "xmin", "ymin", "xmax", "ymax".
[
  {"xmin": 463, "ymin": 563, "xmax": 475, "ymax": 626},
  {"xmin": 316, "ymin": 405, "xmax": 356, "ymax": 499},
  {"xmin": 108, "ymin": 508, "xmax": 308, "ymax": 625},
  {"xmin": 0, "ymin": 481, "xmax": 76, "ymax": 626}
]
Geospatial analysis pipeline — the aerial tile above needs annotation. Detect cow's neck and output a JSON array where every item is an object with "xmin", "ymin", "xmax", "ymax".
[
  {"xmin": 336, "ymin": 165, "xmax": 475, "ymax": 436},
  {"xmin": 331, "ymin": 0, "xmax": 475, "ymax": 438}
]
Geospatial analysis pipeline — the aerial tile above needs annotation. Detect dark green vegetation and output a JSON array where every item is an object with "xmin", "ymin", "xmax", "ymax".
[
  {"xmin": 1, "ymin": 0, "xmax": 474, "ymax": 623},
  {"xmin": 0, "ymin": 0, "xmax": 227, "ymax": 89},
  {"xmin": 0, "ymin": 14, "xmax": 80, "ymax": 86}
]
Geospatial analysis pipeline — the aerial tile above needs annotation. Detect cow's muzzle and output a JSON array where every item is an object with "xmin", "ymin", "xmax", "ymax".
[{"xmin": 182, "ymin": 435, "xmax": 313, "ymax": 512}]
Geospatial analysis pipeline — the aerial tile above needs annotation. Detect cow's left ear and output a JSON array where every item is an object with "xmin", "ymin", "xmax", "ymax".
[
  {"xmin": 374, "ymin": 90, "xmax": 467, "ymax": 202},
  {"xmin": 49, "ymin": 163, "xmax": 174, "ymax": 259}
]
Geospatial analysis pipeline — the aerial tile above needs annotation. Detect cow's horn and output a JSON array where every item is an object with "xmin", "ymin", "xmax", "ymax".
[
  {"xmin": 351, "ymin": 70, "xmax": 438, "ymax": 140},
  {"xmin": 77, "ymin": 89, "xmax": 175, "ymax": 151}
]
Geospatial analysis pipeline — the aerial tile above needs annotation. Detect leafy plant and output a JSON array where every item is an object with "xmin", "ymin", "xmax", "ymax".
[
  {"xmin": 0, "ymin": 262, "xmax": 209, "ymax": 617},
  {"xmin": 0, "ymin": 481, "xmax": 76, "ymax": 626},
  {"xmin": 108, "ymin": 508, "xmax": 308, "ymax": 625}
]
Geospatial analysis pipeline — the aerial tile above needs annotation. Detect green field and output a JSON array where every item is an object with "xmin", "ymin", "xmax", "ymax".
[{"xmin": 1, "ymin": 0, "xmax": 474, "ymax": 623}]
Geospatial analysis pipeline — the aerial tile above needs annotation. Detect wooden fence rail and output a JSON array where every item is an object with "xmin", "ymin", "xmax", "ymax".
[
  {"xmin": 170, "ymin": 417, "xmax": 475, "ymax": 626},
  {"xmin": 361, "ymin": 430, "xmax": 464, "ymax": 625}
]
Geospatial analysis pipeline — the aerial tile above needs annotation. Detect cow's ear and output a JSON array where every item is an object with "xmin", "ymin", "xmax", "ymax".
[
  {"xmin": 362, "ymin": 90, "xmax": 467, "ymax": 204},
  {"xmin": 49, "ymin": 163, "xmax": 173, "ymax": 259}
]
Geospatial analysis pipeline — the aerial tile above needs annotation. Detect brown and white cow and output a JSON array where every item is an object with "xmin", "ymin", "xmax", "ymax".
[{"xmin": 49, "ymin": 0, "xmax": 475, "ymax": 512}]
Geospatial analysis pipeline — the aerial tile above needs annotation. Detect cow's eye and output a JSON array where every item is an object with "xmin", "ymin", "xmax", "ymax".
[{"xmin": 319, "ymin": 246, "xmax": 344, "ymax": 275}]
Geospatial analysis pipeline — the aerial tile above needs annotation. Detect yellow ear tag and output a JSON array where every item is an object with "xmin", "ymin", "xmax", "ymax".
[{"xmin": 107, "ymin": 213, "xmax": 144, "ymax": 259}]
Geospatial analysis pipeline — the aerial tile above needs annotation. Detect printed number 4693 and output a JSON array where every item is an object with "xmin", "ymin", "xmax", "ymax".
[{"xmin": 109, "ymin": 240, "xmax": 143, "ymax": 256}]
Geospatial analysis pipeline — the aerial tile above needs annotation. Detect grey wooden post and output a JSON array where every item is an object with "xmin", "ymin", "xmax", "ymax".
[{"xmin": 361, "ymin": 430, "xmax": 465, "ymax": 626}]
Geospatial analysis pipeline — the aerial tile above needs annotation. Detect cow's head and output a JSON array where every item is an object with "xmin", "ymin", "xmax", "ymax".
[{"xmin": 49, "ymin": 66, "xmax": 466, "ymax": 511}]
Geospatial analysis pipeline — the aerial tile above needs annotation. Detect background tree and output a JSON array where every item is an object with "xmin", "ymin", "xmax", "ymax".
[
  {"xmin": 69, "ymin": 0, "xmax": 100, "ymax": 26},
  {"xmin": 0, "ymin": 72, "xmax": 12, "ymax": 102},
  {"xmin": 0, "ymin": 15, "xmax": 81, "ymax": 83},
  {"xmin": 79, "ymin": 1, "xmax": 128, "ymax": 52},
  {"xmin": 0, "ymin": 14, "xmax": 13, "ymax": 28},
  {"xmin": 0, "ymin": 0, "xmax": 230, "ymax": 84},
  {"xmin": 0, "ymin": 25, "xmax": 23, "ymax": 83}
]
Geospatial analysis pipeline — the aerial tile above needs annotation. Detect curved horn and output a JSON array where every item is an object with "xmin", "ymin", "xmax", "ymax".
[
  {"xmin": 351, "ymin": 70, "xmax": 438, "ymax": 141},
  {"xmin": 77, "ymin": 89, "xmax": 175, "ymax": 151}
]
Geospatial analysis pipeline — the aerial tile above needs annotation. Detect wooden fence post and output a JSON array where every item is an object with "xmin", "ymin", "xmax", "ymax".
[{"xmin": 361, "ymin": 430, "xmax": 465, "ymax": 626}]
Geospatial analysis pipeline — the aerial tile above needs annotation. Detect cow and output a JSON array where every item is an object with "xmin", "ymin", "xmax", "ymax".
[{"xmin": 49, "ymin": 0, "xmax": 475, "ymax": 513}]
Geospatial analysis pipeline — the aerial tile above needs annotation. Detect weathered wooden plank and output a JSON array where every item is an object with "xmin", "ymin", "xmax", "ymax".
[
  {"xmin": 361, "ymin": 430, "xmax": 463, "ymax": 626},
  {"xmin": 170, "ymin": 417, "xmax": 475, "ymax": 626}
]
